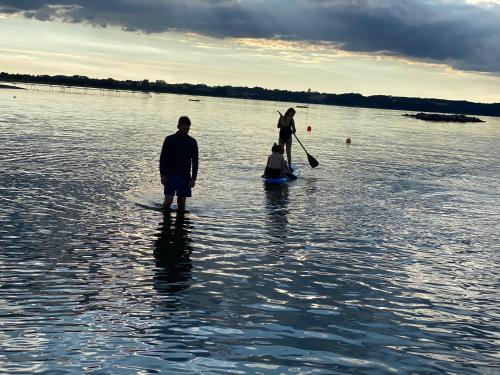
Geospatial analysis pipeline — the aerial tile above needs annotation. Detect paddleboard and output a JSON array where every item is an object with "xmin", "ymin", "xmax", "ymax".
[
  {"xmin": 263, "ymin": 164, "xmax": 299, "ymax": 184},
  {"xmin": 135, "ymin": 201, "xmax": 167, "ymax": 212}
]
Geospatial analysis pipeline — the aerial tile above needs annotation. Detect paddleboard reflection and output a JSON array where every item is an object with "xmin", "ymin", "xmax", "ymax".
[{"xmin": 264, "ymin": 184, "xmax": 290, "ymax": 245}]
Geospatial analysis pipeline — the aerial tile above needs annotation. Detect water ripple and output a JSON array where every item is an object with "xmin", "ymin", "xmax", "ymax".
[{"xmin": 1, "ymin": 90, "xmax": 499, "ymax": 374}]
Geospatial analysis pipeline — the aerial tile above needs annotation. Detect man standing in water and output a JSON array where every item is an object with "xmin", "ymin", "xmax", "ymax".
[{"xmin": 160, "ymin": 116, "xmax": 198, "ymax": 212}]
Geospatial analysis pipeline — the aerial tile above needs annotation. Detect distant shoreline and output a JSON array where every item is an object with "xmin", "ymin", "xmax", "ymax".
[
  {"xmin": 2, "ymin": 72, "xmax": 500, "ymax": 117},
  {"xmin": 0, "ymin": 84, "xmax": 25, "ymax": 90}
]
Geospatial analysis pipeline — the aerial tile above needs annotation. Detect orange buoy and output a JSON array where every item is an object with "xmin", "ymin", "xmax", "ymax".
[{"xmin": 307, "ymin": 125, "xmax": 312, "ymax": 132}]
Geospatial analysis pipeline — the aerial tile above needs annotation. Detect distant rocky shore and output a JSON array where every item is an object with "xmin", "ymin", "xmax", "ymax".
[{"xmin": 403, "ymin": 112, "xmax": 484, "ymax": 123}]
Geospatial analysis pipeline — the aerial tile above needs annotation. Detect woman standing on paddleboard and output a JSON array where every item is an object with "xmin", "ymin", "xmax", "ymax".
[{"xmin": 277, "ymin": 108, "xmax": 296, "ymax": 171}]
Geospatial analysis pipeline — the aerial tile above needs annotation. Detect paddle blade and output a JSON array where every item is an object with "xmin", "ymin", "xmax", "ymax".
[{"xmin": 307, "ymin": 153, "xmax": 319, "ymax": 168}]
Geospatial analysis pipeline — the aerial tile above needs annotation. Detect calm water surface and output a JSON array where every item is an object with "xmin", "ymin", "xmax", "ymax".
[{"xmin": 1, "ymin": 89, "xmax": 499, "ymax": 374}]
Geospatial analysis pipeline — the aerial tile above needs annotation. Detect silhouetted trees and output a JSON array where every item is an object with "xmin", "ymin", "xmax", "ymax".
[{"xmin": 1, "ymin": 72, "xmax": 499, "ymax": 117}]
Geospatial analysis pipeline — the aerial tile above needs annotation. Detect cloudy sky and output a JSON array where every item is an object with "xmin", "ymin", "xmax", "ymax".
[{"xmin": 1, "ymin": 0, "xmax": 500, "ymax": 102}]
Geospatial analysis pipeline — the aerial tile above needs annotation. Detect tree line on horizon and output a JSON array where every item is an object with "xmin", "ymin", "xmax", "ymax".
[{"xmin": 2, "ymin": 72, "xmax": 499, "ymax": 117}]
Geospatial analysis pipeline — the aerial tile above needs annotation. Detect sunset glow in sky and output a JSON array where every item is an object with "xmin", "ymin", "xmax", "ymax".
[{"xmin": 1, "ymin": 1, "xmax": 499, "ymax": 102}]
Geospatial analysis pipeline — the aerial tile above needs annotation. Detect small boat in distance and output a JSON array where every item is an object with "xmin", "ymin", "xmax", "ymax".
[
  {"xmin": 189, "ymin": 98, "xmax": 200, "ymax": 102},
  {"xmin": 296, "ymin": 105, "xmax": 309, "ymax": 108}
]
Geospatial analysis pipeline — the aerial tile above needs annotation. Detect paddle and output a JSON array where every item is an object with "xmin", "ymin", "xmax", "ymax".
[{"xmin": 278, "ymin": 111, "xmax": 319, "ymax": 168}]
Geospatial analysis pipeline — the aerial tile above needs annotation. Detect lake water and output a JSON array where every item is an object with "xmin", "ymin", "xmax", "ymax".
[{"xmin": 1, "ymin": 88, "xmax": 499, "ymax": 374}]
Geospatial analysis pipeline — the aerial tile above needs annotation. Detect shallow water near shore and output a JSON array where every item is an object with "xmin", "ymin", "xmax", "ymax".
[{"xmin": 1, "ymin": 88, "xmax": 499, "ymax": 374}]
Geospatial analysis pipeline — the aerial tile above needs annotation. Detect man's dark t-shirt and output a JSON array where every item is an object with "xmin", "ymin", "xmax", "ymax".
[{"xmin": 159, "ymin": 132, "xmax": 198, "ymax": 180}]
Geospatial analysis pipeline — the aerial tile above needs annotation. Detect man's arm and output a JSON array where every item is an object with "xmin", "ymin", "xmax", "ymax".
[
  {"xmin": 159, "ymin": 137, "xmax": 168, "ymax": 184},
  {"xmin": 190, "ymin": 139, "xmax": 199, "ymax": 187}
]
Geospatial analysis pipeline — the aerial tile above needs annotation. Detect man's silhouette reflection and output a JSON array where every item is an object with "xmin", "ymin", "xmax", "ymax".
[
  {"xmin": 153, "ymin": 212, "xmax": 193, "ymax": 294},
  {"xmin": 264, "ymin": 184, "xmax": 290, "ymax": 243}
]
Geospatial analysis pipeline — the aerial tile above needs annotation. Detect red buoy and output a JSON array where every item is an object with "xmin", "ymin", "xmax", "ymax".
[{"xmin": 307, "ymin": 125, "xmax": 312, "ymax": 132}]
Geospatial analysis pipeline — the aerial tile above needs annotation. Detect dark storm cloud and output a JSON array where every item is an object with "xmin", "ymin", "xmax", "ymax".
[{"xmin": 1, "ymin": 0, "xmax": 499, "ymax": 73}]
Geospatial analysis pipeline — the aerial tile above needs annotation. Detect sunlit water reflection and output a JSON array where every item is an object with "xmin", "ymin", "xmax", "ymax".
[{"xmin": 1, "ymin": 89, "xmax": 499, "ymax": 374}]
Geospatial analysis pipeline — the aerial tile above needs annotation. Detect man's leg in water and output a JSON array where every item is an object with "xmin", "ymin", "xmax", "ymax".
[
  {"xmin": 163, "ymin": 195, "xmax": 174, "ymax": 210},
  {"xmin": 177, "ymin": 196, "xmax": 187, "ymax": 212}
]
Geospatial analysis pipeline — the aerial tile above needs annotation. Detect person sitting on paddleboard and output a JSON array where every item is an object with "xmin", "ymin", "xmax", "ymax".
[
  {"xmin": 264, "ymin": 143, "xmax": 292, "ymax": 179},
  {"xmin": 277, "ymin": 107, "xmax": 296, "ymax": 171}
]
